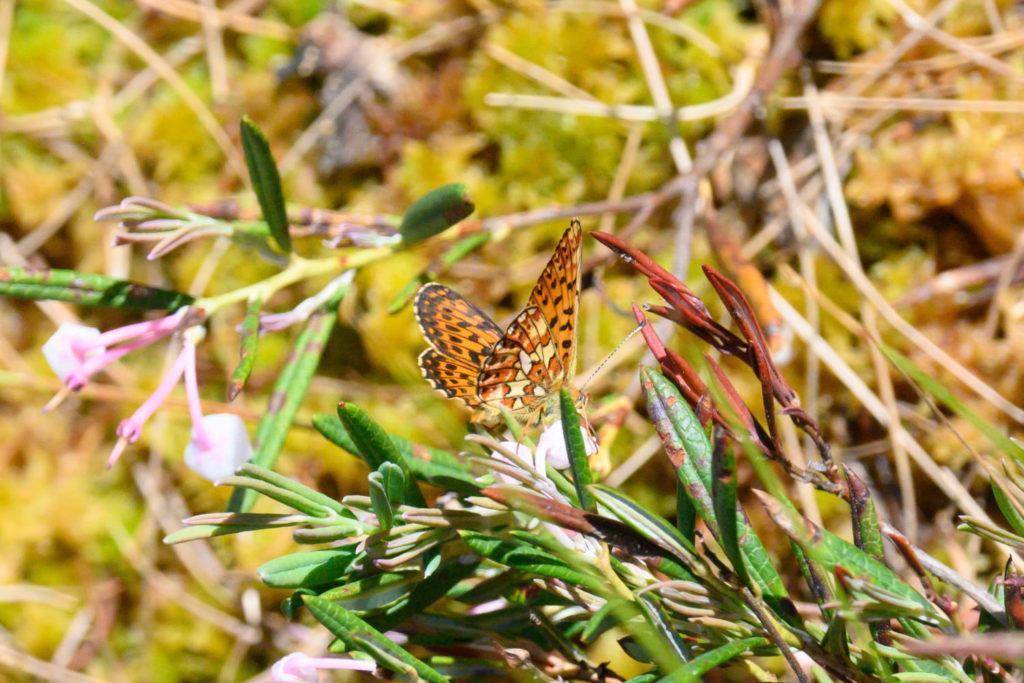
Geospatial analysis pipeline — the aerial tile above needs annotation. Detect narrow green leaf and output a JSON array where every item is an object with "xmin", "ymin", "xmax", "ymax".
[
  {"xmin": 881, "ymin": 342, "xmax": 1024, "ymax": 463},
  {"xmin": 372, "ymin": 557, "xmax": 481, "ymax": 631},
  {"xmin": 258, "ymin": 548, "xmax": 358, "ymax": 588},
  {"xmin": 580, "ymin": 598, "xmax": 636, "ymax": 643},
  {"xmin": 754, "ymin": 490, "xmax": 945, "ymax": 624},
  {"xmin": 240, "ymin": 115, "xmax": 290, "ymax": 252},
  {"xmin": 676, "ymin": 477, "xmax": 696, "ymax": 542},
  {"xmin": 227, "ymin": 296, "xmax": 261, "ymax": 400},
  {"xmin": 460, "ymin": 531, "xmax": 604, "ymax": 594},
  {"xmin": 163, "ymin": 523, "xmax": 269, "ymax": 544},
  {"xmin": 399, "ymin": 183, "xmax": 474, "ymax": 245},
  {"xmin": 590, "ymin": 484, "xmax": 698, "ymax": 569},
  {"xmin": 711, "ymin": 437, "xmax": 748, "ymax": 586},
  {"xmin": 0, "ymin": 266, "xmax": 192, "ymax": 309},
  {"xmin": 236, "ymin": 463, "xmax": 351, "ymax": 518},
  {"xmin": 379, "ymin": 462, "xmax": 406, "ymax": 507},
  {"xmin": 992, "ymin": 480, "xmax": 1024, "ymax": 538},
  {"xmin": 441, "ymin": 231, "xmax": 491, "ymax": 267},
  {"xmin": 228, "ymin": 286, "xmax": 346, "ymax": 512},
  {"xmin": 337, "ymin": 403, "xmax": 426, "ymax": 506},
  {"xmin": 220, "ymin": 476, "xmax": 318, "ymax": 515},
  {"xmin": 368, "ymin": 471, "xmax": 395, "ymax": 530},
  {"xmin": 660, "ymin": 637, "xmax": 769, "ymax": 682},
  {"xmin": 313, "ymin": 413, "xmax": 480, "ymax": 494},
  {"xmin": 303, "ymin": 595, "xmax": 449, "ymax": 683},
  {"xmin": 319, "ymin": 573, "xmax": 420, "ymax": 612},
  {"xmin": 560, "ymin": 387, "xmax": 595, "ymax": 511}
]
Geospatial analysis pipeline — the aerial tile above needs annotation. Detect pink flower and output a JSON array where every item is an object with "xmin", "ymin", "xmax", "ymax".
[
  {"xmin": 43, "ymin": 310, "xmax": 187, "ymax": 392},
  {"xmin": 184, "ymin": 414, "xmax": 252, "ymax": 482},
  {"xmin": 270, "ymin": 652, "xmax": 376, "ymax": 682},
  {"xmin": 42, "ymin": 323, "xmax": 103, "ymax": 383}
]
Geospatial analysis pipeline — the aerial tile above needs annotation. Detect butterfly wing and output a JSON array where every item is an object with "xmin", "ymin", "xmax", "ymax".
[
  {"xmin": 415, "ymin": 283, "xmax": 503, "ymax": 366},
  {"xmin": 415, "ymin": 283, "xmax": 503, "ymax": 409},
  {"xmin": 525, "ymin": 220, "xmax": 583, "ymax": 376},
  {"xmin": 477, "ymin": 306, "xmax": 563, "ymax": 412}
]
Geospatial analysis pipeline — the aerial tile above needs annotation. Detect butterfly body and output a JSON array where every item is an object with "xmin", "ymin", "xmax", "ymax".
[{"xmin": 415, "ymin": 222, "xmax": 584, "ymax": 427}]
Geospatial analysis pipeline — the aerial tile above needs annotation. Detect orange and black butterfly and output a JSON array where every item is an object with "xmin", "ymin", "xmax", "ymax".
[{"xmin": 414, "ymin": 221, "xmax": 583, "ymax": 426}]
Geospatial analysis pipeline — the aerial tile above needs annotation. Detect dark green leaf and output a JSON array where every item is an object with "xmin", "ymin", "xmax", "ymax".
[
  {"xmin": 711, "ymin": 436, "xmax": 748, "ymax": 586},
  {"xmin": 399, "ymin": 183, "xmax": 474, "ymax": 245},
  {"xmin": 676, "ymin": 477, "xmax": 695, "ymax": 542},
  {"xmin": 227, "ymin": 296, "xmax": 261, "ymax": 400},
  {"xmin": 441, "ymin": 231, "xmax": 490, "ymax": 267},
  {"xmin": 337, "ymin": 403, "xmax": 426, "ymax": 506},
  {"xmin": 303, "ymin": 595, "xmax": 449, "ymax": 682},
  {"xmin": 240, "ymin": 115, "xmax": 290, "ymax": 252},
  {"xmin": 460, "ymin": 531, "xmax": 604, "ymax": 594},
  {"xmin": 0, "ymin": 266, "xmax": 192, "ymax": 309},
  {"xmin": 314, "ymin": 413, "xmax": 479, "ymax": 494},
  {"xmin": 236, "ymin": 463, "xmax": 351, "ymax": 517},
  {"xmin": 560, "ymin": 387, "xmax": 595, "ymax": 511}
]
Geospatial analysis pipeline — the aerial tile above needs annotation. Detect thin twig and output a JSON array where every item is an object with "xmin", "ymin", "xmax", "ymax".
[{"xmin": 62, "ymin": 0, "xmax": 245, "ymax": 179}]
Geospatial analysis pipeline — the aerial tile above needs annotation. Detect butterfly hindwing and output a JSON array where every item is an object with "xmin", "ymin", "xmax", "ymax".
[
  {"xmin": 418, "ymin": 348, "xmax": 482, "ymax": 408},
  {"xmin": 477, "ymin": 306, "xmax": 562, "ymax": 410}
]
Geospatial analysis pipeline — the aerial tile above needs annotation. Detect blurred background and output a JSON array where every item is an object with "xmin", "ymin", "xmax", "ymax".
[{"xmin": 3, "ymin": 0, "xmax": 1024, "ymax": 680}]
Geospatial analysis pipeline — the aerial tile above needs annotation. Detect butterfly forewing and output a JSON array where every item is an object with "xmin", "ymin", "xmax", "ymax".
[
  {"xmin": 526, "ymin": 220, "xmax": 583, "ymax": 374},
  {"xmin": 414, "ymin": 283, "xmax": 503, "ymax": 367}
]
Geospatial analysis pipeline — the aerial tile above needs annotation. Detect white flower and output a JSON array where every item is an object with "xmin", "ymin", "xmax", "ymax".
[
  {"xmin": 184, "ymin": 413, "xmax": 252, "ymax": 482},
  {"xmin": 535, "ymin": 419, "xmax": 598, "ymax": 470},
  {"xmin": 42, "ymin": 323, "xmax": 102, "ymax": 382},
  {"xmin": 270, "ymin": 652, "xmax": 376, "ymax": 682}
]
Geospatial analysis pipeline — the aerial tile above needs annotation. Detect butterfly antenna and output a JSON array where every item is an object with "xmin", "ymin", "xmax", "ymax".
[{"xmin": 579, "ymin": 319, "xmax": 647, "ymax": 392}]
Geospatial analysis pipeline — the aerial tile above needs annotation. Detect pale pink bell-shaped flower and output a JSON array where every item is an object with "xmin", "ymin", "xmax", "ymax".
[
  {"xmin": 270, "ymin": 652, "xmax": 376, "ymax": 682},
  {"xmin": 42, "ymin": 323, "xmax": 103, "ymax": 382},
  {"xmin": 535, "ymin": 419, "xmax": 598, "ymax": 470},
  {"xmin": 184, "ymin": 413, "xmax": 253, "ymax": 483}
]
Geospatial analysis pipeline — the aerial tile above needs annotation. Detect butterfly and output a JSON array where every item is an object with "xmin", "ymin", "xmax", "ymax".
[{"xmin": 414, "ymin": 221, "xmax": 583, "ymax": 427}]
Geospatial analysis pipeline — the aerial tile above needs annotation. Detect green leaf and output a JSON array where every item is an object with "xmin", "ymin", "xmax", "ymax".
[
  {"xmin": 460, "ymin": 531, "xmax": 604, "ymax": 594},
  {"xmin": 313, "ymin": 413, "xmax": 480, "ymax": 495},
  {"xmin": 0, "ymin": 266, "xmax": 192, "ymax": 309},
  {"xmin": 641, "ymin": 368, "xmax": 789, "ymax": 607},
  {"xmin": 227, "ymin": 296, "xmax": 261, "ymax": 400},
  {"xmin": 711, "ymin": 437, "xmax": 749, "ymax": 586},
  {"xmin": 754, "ymin": 490, "xmax": 945, "ymax": 624},
  {"xmin": 589, "ymin": 484, "xmax": 698, "ymax": 570},
  {"xmin": 441, "ymin": 231, "xmax": 491, "ymax": 267},
  {"xmin": 560, "ymin": 387, "xmax": 595, "ymax": 511},
  {"xmin": 368, "ymin": 462, "xmax": 405, "ymax": 530},
  {"xmin": 676, "ymin": 477, "xmax": 696, "ymax": 542},
  {"xmin": 337, "ymin": 403, "xmax": 426, "ymax": 506},
  {"xmin": 303, "ymin": 595, "xmax": 449, "ymax": 682},
  {"xmin": 240, "ymin": 115, "xmax": 290, "ymax": 252},
  {"xmin": 993, "ymin": 480, "xmax": 1024, "ymax": 537},
  {"xmin": 228, "ymin": 287, "xmax": 346, "ymax": 512},
  {"xmin": 399, "ymin": 183, "xmax": 474, "ymax": 246},
  {"xmin": 319, "ymin": 573, "xmax": 420, "ymax": 612},
  {"xmin": 258, "ymin": 548, "xmax": 358, "ymax": 588},
  {"xmin": 236, "ymin": 464, "xmax": 352, "ymax": 518},
  {"xmin": 372, "ymin": 558, "xmax": 481, "ymax": 631},
  {"xmin": 163, "ymin": 523, "xmax": 270, "ymax": 544},
  {"xmin": 880, "ymin": 342, "xmax": 1024, "ymax": 463},
  {"xmin": 659, "ymin": 637, "xmax": 769, "ymax": 682}
]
